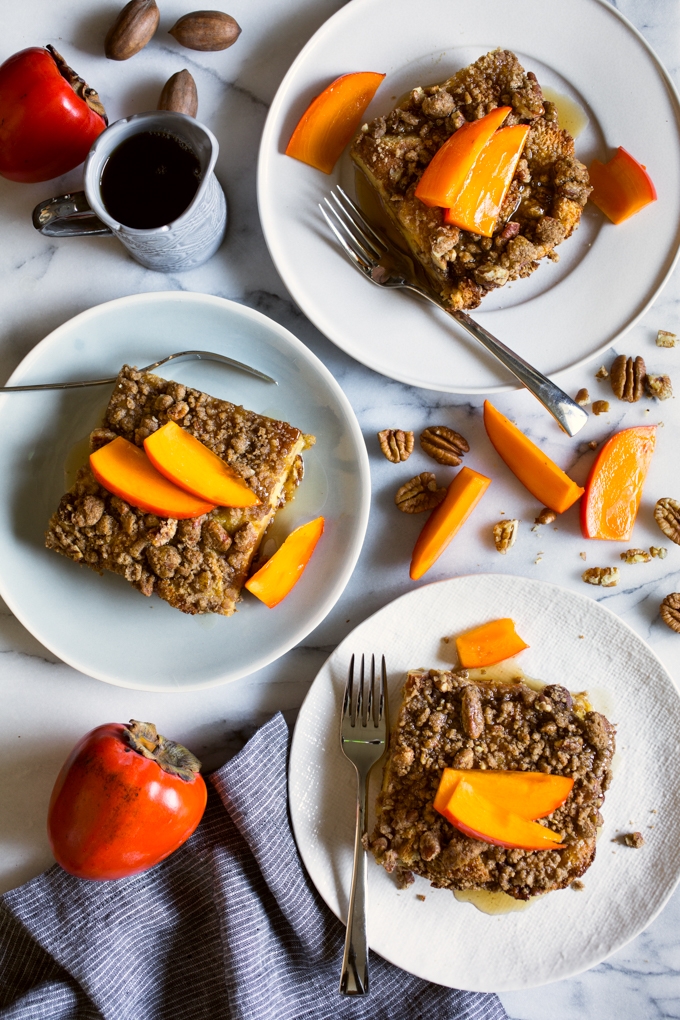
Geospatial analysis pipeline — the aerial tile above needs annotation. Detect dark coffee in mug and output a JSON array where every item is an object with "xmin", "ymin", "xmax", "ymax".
[{"xmin": 100, "ymin": 131, "xmax": 202, "ymax": 230}]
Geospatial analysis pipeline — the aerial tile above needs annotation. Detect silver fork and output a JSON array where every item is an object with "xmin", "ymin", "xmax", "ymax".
[
  {"xmin": 339, "ymin": 653, "xmax": 388, "ymax": 996},
  {"xmin": 320, "ymin": 187, "xmax": 588, "ymax": 437}
]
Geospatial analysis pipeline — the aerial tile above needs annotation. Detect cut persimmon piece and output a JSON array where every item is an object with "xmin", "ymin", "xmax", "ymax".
[
  {"xmin": 483, "ymin": 401, "xmax": 584, "ymax": 514},
  {"xmin": 245, "ymin": 516, "xmax": 324, "ymax": 608},
  {"xmin": 144, "ymin": 421, "xmax": 259, "ymax": 509},
  {"xmin": 438, "ymin": 778, "xmax": 564, "ymax": 851},
  {"xmin": 414, "ymin": 105, "xmax": 511, "ymax": 209},
  {"xmin": 589, "ymin": 146, "xmax": 657, "ymax": 224},
  {"xmin": 456, "ymin": 617, "xmax": 528, "ymax": 668},
  {"xmin": 434, "ymin": 768, "xmax": 573, "ymax": 821},
  {"xmin": 90, "ymin": 437, "xmax": 215, "ymax": 519},
  {"xmin": 410, "ymin": 466, "xmax": 491, "ymax": 581},
  {"xmin": 444, "ymin": 124, "xmax": 529, "ymax": 237},
  {"xmin": 285, "ymin": 72, "xmax": 385, "ymax": 174},
  {"xmin": 581, "ymin": 425, "xmax": 656, "ymax": 540}
]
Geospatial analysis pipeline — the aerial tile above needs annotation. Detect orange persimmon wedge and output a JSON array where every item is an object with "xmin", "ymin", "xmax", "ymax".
[
  {"xmin": 285, "ymin": 72, "xmax": 385, "ymax": 174},
  {"xmin": 439, "ymin": 779, "xmax": 564, "ymax": 850},
  {"xmin": 589, "ymin": 146, "xmax": 657, "ymax": 224},
  {"xmin": 434, "ymin": 768, "xmax": 573, "ymax": 821},
  {"xmin": 456, "ymin": 617, "xmax": 529, "ymax": 668},
  {"xmin": 444, "ymin": 124, "xmax": 529, "ymax": 236},
  {"xmin": 245, "ymin": 516, "xmax": 324, "ymax": 608},
  {"xmin": 144, "ymin": 421, "xmax": 259, "ymax": 509},
  {"xmin": 415, "ymin": 105, "xmax": 511, "ymax": 209},
  {"xmin": 483, "ymin": 401, "xmax": 584, "ymax": 514},
  {"xmin": 581, "ymin": 425, "xmax": 656, "ymax": 540},
  {"xmin": 410, "ymin": 466, "xmax": 491, "ymax": 581},
  {"xmin": 90, "ymin": 437, "xmax": 215, "ymax": 519}
]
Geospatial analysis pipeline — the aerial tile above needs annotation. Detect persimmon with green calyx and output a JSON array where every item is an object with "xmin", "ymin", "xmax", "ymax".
[
  {"xmin": 589, "ymin": 147, "xmax": 656, "ymax": 224},
  {"xmin": 414, "ymin": 106, "xmax": 511, "ymax": 209},
  {"xmin": 90, "ymin": 436, "xmax": 214, "ymax": 519},
  {"xmin": 434, "ymin": 768, "xmax": 573, "ymax": 821},
  {"xmin": 285, "ymin": 72, "xmax": 385, "ymax": 174},
  {"xmin": 144, "ymin": 420, "xmax": 259, "ymax": 508},
  {"xmin": 444, "ymin": 124, "xmax": 529, "ymax": 237},
  {"xmin": 437, "ymin": 778, "xmax": 564, "ymax": 851},
  {"xmin": 47, "ymin": 720, "xmax": 207, "ymax": 880},
  {"xmin": 245, "ymin": 516, "xmax": 324, "ymax": 607},
  {"xmin": 455, "ymin": 617, "xmax": 529, "ymax": 668},
  {"xmin": 483, "ymin": 401, "xmax": 584, "ymax": 514},
  {"xmin": 581, "ymin": 425, "xmax": 656, "ymax": 540},
  {"xmin": 410, "ymin": 466, "xmax": 491, "ymax": 580}
]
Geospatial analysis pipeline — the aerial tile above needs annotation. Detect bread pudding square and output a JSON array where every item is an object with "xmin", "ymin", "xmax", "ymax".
[
  {"xmin": 351, "ymin": 49, "xmax": 592, "ymax": 311},
  {"xmin": 45, "ymin": 365, "xmax": 312, "ymax": 616},
  {"xmin": 366, "ymin": 668, "xmax": 615, "ymax": 900}
]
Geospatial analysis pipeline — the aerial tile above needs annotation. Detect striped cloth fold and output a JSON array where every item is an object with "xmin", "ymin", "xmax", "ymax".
[{"xmin": 0, "ymin": 713, "xmax": 507, "ymax": 1020}]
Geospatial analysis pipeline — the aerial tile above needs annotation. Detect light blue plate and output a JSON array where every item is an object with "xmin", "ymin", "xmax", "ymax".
[{"xmin": 0, "ymin": 292, "xmax": 370, "ymax": 691}]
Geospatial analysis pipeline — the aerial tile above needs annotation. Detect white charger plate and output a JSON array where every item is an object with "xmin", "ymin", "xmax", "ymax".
[
  {"xmin": 289, "ymin": 574, "xmax": 680, "ymax": 991},
  {"xmin": 258, "ymin": 0, "xmax": 680, "ymax": 393},
  {"xmin": 0, "ymin": 292, "xmax": 370, "ymax": 691}
]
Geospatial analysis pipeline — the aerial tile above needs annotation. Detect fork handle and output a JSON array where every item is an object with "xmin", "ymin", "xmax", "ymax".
[{"xmin": 339, "ymin": 765, "xmax": 369, "ymax": 995}]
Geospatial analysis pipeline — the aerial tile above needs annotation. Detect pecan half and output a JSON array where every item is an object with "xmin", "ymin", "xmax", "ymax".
[
  {"xmin": 620, "ymin": 548, "xmax": 651, "ymax": 564},
  {"xmin": 378, "ymin": 429, "xmax": 414, "ymax": 463},
  {"xmin": 645, "ymin": 374, "xmax": 673, "ymax": 400},
  {"xmin": 660, "ymin": 593, "xmax": 680, "ymax": 633},
  {"xmin": 492, "ymin": 518, "xmax": 518, "ymax": 553},
  {"xmin": 656, "ymin": 330, "xmax": 678, "ymax": 348},
  {"xmin": 395, "ymin": 472, "xmax": 446, "ymax": 513},
  {"xmin": 420, "ymin": 425, "xmax": 469, "ymax": 465},
  {"xmin": 654, "ymin": 498, "xmax": 680, "ymax": 545},
  {"xmin": 582, "ymin": 566, "xmax": 619, "ymax": 587},
  {"xmin": 610, "ymin": 354, "xmax": 646, "ymax": 402}
]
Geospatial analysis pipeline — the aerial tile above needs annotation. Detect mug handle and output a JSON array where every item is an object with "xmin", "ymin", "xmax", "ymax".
[{"xmin": 32, "ymin": 192, "xmax": 113, "ymax": 237}]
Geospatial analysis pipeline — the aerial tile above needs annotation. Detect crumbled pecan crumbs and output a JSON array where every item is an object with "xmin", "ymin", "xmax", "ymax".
[
  {"xmin": 654, "ymin": 498, "xmax": 680, "ymax": 545},
  {"xmin": 579, "ymin": 552, "xmax": 587, "ymax": 560},
  {"xmin": 624, "ymin": 832, "xmax": 645, "ymax": 848},
  {"xmin": 493, "ymin": 518, "xmax": 519, "ymax": 553},
  {"xmin": 595, "ymin": 365, "xmax": 609, "ymax": 380},
  {"xmin": 660, "ymin": 593, "xmax": 680, "ymax": 634},
  {"xmin": 574, "ymin": 388, "xmax": 590, "ymax": 406},
  {"xmin": 378, "ymin": 429, "xmax": 414, "ymax": 463},
  {"xmin": 645, "ymin": 374, "xmax": 673, "ymax": 400},
  {"xmin": 620, "ymin": 548, "xmax": 652, "ymax": 564},
  {"xmin": 395, "ymin": 472, "xmax": 447, "ymax": 513},
  {"xmin": 650, "ymin": 546, "xmax": 667, "ymax": 559},
  {"xmin": 420, "ymin": 426, "xmax": 469, "ymax": 466},
  {"xmin": 571, "ymin": 880, "xmax": 585, "ymax": 891},
  {"xmin": 592, "ymin": 400, "xmax": 609, "ymax": 415},
  {"xmin": 656, "ymin": 330, "xmax": 678, "ymax": 348},
  {"xmin": 535, "ymin": 508, "xmax": 556, "ymax": 525},
  {"xmin": 416, "ymin": 893, "xmax": 427, "ymax": 901},
  {"xmin": 582, "ymin": 567, "xmax": 619, "ymax": 587}
]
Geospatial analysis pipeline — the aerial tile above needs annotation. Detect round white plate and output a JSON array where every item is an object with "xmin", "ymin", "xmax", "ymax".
[
  {"xmin": 0, "ymin": 292, "xmax": 370, "ymax": 691},
  {"xmin": 289, "ymin": 574, "xmax": 680, "ymax": 991},
  {"xmin": 259, "ymin": 0, "xmax": 680, "ymax": 393}
]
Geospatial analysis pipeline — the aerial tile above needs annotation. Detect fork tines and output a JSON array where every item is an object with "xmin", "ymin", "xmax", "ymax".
[
  {"xmin": 319, "ymin": 187, "xmax": 387, "ymax": 274},
  {"xmin": 343, "ymin": 653, "xmax": 386, "ymax": 729}
]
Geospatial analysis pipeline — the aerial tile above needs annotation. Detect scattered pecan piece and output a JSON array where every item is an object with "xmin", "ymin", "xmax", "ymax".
[
  {"xmin": 645, "ymin": 374, "xmax": 673, "ymax": 400},
  {"xmin": 461, "ymin": 686, "xmax": 484, "ymax": 738},
  {"xmin": 492, "ymin": 518, "xmax": 518, "ymax": 553},
  {"xmin": 654, "ymin": 498, "xmax": 680, "ymax": 545},
  {"xmin": 582, "ymin": 566, "xmax": 619, "ymax": 587},
  {"xmin": 574, "ymin": 388, "xmax": 590, "ymax": 406},
  {"xmin": 378, "ymin": 429, "xmax": 414, "ymax": 463},
  {"xmin": 620, "ymin": 548, "xmax": 651, "ymax": 564},
  {"xmin": 420, "ymin": 425, "xmax": 469, "ymax": 465},
  {"xmin": 610, "ymin": 354, "xmax": 646, "ymax": 402},
  {"xmin": 395, "ymin": 472, "xmax": 446, "ymax": 513},
  {"xmin": 650, "ymin": 546, "xmax": 667, "ymax": 559},
  {"xmin": 595, "ymin": 365, "xmax": 609, "ymax": 379},
  {"xmin": 571, "ymin": 880, "xmax": 585, "ymax": 890},
  {"xmin": 660, "ymin": 593, "xmax": 680, "ymax": 633},
  {"xmin": 535, "ymin": 508, "xmax": 556, "ymax": 525},
  {"xmin": 592, "ymin": 400, "xmax": 609, "ymax": 415},
  {"xmin": 656, "ymin": 330, "xmax": 678, "ymax": 348},
  {"xmin": 624, "ymin": 832, "xmax": 645, "ymax": 848}
]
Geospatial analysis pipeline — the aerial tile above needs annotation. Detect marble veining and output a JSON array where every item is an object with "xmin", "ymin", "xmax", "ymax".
[{"xmin": 0, "ymin": 0, "xmax": 679, "ymax": 1016}]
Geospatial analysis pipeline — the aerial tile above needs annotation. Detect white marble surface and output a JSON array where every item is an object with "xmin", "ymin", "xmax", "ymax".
[{"xmin": 0, "ymin": 0, "xmax": 679, "ymax": 1015}]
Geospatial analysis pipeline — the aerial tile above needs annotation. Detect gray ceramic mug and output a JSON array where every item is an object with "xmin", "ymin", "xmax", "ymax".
[{"xmin": 32, "ymin": 111, "xmax": 227, "ymax": 273}]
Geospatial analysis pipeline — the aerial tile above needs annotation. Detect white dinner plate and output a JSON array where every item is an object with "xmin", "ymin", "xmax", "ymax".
[
  {"xmin": 0, "ymin": 292, "xmax": 370, "ymax": 691},
  {"xmin": 289, "ymin": 574, "xmax": 680, "ymax": 990},
  {"xmin": 259, "ymin": 0, "xmax": 680, "ymax": 393}
]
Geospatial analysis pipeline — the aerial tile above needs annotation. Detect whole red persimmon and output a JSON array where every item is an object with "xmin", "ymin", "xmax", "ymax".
[
  {"xmin": 47, "ymin": 720, "xmax": 207, "ymax": 880},
  {"xmin": 0, "ymin": 45, "xmax": 107, "ymax": 183}
]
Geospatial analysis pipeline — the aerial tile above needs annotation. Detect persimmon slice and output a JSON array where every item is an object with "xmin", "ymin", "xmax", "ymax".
[
  {"xmin": 589, "ymin": 146, "xmax": 657, "ymax": 224},
  {"xmin": 439, "ymin": 778, "xmax": 564, "ymax": 850},
  {"xmin": 90, "ymin": 437, "xmax": 215, "ymax": 519},
  {"xmin": 144, "ymin": 421, "xmax": 259, "ymax": 509},
  {"xmin": 410, "ymin": 466, "xmax": 491, "ymax": 580},
  {"xmin": 581, "ymin": 425, "xmax": 656, "ymax": 540},
  {"xmin": 444, "ymin": 124, "xmax": 529, "ymax": 236},
  {"xmin": 434, "ymin": 768, "xmax": 573, "ymax": 821},
  {"xmin": 456, "ymin": 617, "xmax": 528, "ymax": 668},
  {"xmin": 483, "ymin": 401, "xmax": 584, "ymax": 514},
  {"xmin": 414, "ymin": 106, "xmax": 511, "ymax": 209},
  {"xmin": 245, "ymin": 516, "xmax": 324, "ymax": 608},
  {"xmin": 285, "ymin": 72, "xmax": 385, "ymax": 174}
]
